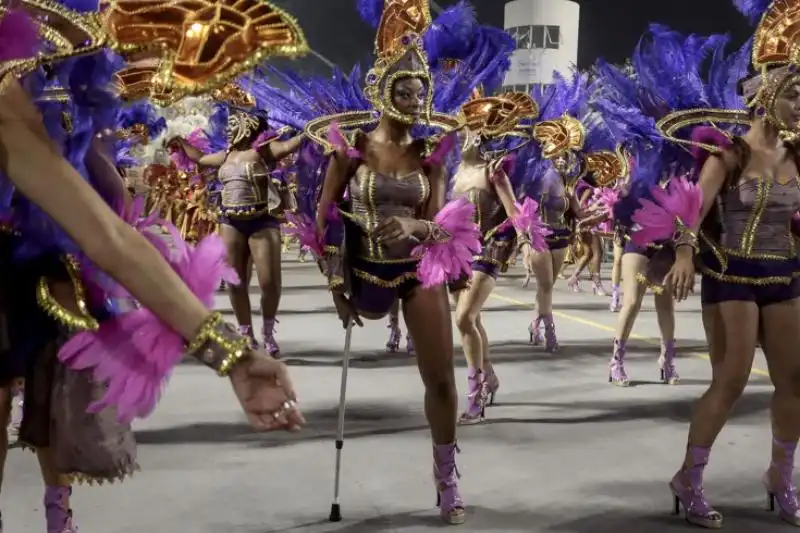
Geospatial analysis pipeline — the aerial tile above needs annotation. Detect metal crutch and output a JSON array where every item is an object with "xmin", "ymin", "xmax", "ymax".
[{"xmin": 329, "ymin": 320, "xmax": 354, "ymax": 522}]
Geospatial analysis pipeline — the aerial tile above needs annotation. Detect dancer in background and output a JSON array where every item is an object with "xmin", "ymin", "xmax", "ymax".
[
  {"xmin": 451, "ymin": 91, "xmax": 544, "ymax": 424},
  {"xmin": 169, "ymin": 84, "xmax": 306, "ymax": 356},
  {"xmin": 566, "ymin": 177, "xmax": 609, "ymax": 295},
  {"xmin": 0, "ymin": 2, "xmax": 307, "ymax": 531}
]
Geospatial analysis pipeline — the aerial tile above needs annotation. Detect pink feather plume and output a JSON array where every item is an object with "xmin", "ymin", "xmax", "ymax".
[
  {"xmin": 185, "ymin": 128, "xmax": 212, "ymax": 154},
  {"xmin": 412, "ymin": 197, "xmax": 481, "ymax": 288},
  {"xmin": 630, "ymin": 177, "xmax": 703, "ymax": 247},
  {"xmin": 328, "ymin": 122, "xmax": 361, "ymax": 158},
  {"xmin": 691, "ymin": 126, "xmax": 733, "ymax": 175},
  {"xmin": 423, "ymin": 132, "xmax": 456, "ymax": 167},
  {"xmin": 58, "ymin": 217, "xmax": 239, "ymax": 424},
  {"xmin": 0, "ymin": 9, "xmax": 39, "ymax": 62},
  {"xmin": 509, "ymin": 197, "xmax": 550, "ymax": 252},
  {"xmin": 283, "ymin": 212, "xmax": 323, "ymax": 257},
  {"xmin": 251, "ymin": 130, "xmax": 278, "ymax": 150},
  {"xmin": 591, "ymin": 187, "xmax": 620, "ymax": 233}
]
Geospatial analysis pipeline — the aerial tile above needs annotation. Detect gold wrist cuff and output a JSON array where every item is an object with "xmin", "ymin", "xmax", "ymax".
[{"xmin": 186, "ymin": 313, "xmax": 250, "ymax": 376}]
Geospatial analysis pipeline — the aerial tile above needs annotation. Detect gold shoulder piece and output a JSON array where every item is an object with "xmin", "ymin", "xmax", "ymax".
[{"xmin": 656, "ymin": 108, "xmax": 750, "ymax": 153}]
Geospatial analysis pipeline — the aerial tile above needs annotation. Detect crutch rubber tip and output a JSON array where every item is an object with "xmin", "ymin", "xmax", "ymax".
[{"xmin": 329, "ymin": 503, "xmax": 342, "ymax": 522}]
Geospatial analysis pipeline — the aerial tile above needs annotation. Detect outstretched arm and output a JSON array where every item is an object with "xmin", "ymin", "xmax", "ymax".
[
  {"xmin": 169, "ymin": 137, "xmax": 226, "ymax": 167},
  {"xmin": 0, "ymin": 80, "xmax": 207, "ymax": 340},
  {"xmin": 259, "ymin": 133, "xmax": 305, "ymax": 163}
]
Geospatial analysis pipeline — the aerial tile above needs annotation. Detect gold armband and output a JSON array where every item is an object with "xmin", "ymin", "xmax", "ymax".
[
  {"xmin": 185, "ymin": 313, "xmax": 250, "ymax": 377},
  {"xmin": 674, "ymin": 224, "xmax": 699, "ymax": 253},
  {"xmin": 421, "ymin": 221, "xmax": 451, "ymax": 243}
]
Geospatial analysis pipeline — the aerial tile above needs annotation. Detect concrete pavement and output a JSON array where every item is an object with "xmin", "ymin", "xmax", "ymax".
[{"xmin": 3, "ymin": 255, "xmax": 779, "ymax": 532}]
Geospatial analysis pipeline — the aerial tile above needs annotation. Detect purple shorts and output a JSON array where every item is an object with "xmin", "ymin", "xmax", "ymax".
[
  {"xmin": 545, "ymin": 227, "xmax": 571, "ymax": 251},
  {"xmin": 220, "ymin": 213, "xmax": 279, "ymax": 237},
  {"xmin": 350, "ymin": 257, "xmax": 420, "ymax": 316},
  {"xmin": 699, "ymin": 252, "xmax": 800, "ymax": 307}
]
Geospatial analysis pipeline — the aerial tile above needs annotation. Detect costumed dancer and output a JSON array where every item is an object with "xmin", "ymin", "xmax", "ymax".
[
  {"xmin": 589, "ymin": 24, "xmax": 750, "ymax": 388},
  {"xmin": 515, "ymin": 70, "xmax": 617, "ymax": 352},
  {"xmin": 628, "ymin": 1, "xmax": 800, "ymax": 526},
  {"xmin": 451, "ymin": 90, "xmax": 547, "ymax": 424},
  {"xmin": 282, "ymin": 0, "xmax": 480, "ymax": 522},
  {"xmin": 0, "ymin": 2, "xmax": 307, "ymax": 531},
  {"xmin": 169, "ymin": 82, "xmax": 306, "ymax": 356}
]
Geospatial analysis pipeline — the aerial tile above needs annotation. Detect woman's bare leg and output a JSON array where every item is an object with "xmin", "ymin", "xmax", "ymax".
[
  {"xmin": 529, "ymin": 248, "xmax": 566, "ymax": 351},
  {"xmin": 249, "ymin": 227, "xmax": 282, "ymax": 356},
  {"xmin": 587, "ymin": 236, "xmax": 607, "ymax": 295},
  {"xmin": 654, "ymin": 289, "xmax": 679, "ymax": 384},
  {"xmin": 220, "ymin": 224, "xmax": 254, "ymax": 340},
  {"xmin": 568, "ymin": 234, "xmax": 593, "ymax": 291},
  {"xmin": 760, "ymin": 298, "xmax": 800, "ymax": 523},
  {"xmin": 402, "ymin": 285, "xmax": 464, "ymax": 524},
  {"xmin": 608, "ymin": 254, "xmax": 649, "ymax": 386},
  {"xmin": 671, "ymin": 300, "xmax": 758, "ymax": 528},
  {"xmin": 609, "ymin": 242, "xmax": 624, "ymax": 311},
  {"xmin": 454, "ymin": 273, "xmax": 496, "ymax": 423},
  {"xmin": 0, "ymin": 387, "xmax": 11, "ymax": 489}
]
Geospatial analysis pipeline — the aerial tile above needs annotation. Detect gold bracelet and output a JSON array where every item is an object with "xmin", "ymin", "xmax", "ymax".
[{"xmin": 186, "ymin": 313, "xmax": 250, "ymax": 377}]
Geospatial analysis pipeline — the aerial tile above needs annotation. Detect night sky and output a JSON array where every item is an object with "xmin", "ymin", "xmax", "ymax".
[{"xmin": 271, "ymin": 0, "xmax": 753, "ymax": 74}]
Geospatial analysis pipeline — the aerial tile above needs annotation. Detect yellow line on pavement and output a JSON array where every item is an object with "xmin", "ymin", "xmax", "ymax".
[{"xmin": 488, "ymin": 292, "xmax": 770, "ymax": 378}]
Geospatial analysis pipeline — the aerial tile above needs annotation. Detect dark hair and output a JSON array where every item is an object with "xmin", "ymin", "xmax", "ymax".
[{"xmin": 230, "ymin": 113, "xmax": 269, "ymax": 151}]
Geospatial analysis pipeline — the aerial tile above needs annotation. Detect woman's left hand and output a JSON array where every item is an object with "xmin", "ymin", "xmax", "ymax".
[{"xmin": 374, "ymin": 216, "xmax": 422, "ymax": 244}]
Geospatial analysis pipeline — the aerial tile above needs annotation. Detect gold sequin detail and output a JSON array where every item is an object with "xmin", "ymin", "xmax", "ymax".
[
  {"xmin": 36, "ymin": 255, "xmax": 99, "ymax": 331},
  {"xmin": 739, "ymin": 177, "xmax": 771, "ymax": 255},
  {"xmin": 351, "ymin": 267, "xmax": 417, "ymax": 288},
  {"xmin": 186, "ymin": 313, "xmax": 249, "ymax": 377}
]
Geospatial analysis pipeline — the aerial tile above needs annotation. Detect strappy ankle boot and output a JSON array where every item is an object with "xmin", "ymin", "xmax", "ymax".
[
  {"xmin": 7, "ymin": 387, "xmax": 23, "ymax": 444},
  {"xmin": 608, "ymin": 339, "xmax": 630, "ymax": 386},
  {"xmin": 528, "ymin": 315, "xmax": 544, "ymax": 345},
  {"xmin": 433, "ymin": 443, "xmax": 465, "ymax": 525},
  {"xmin": 591, "ymin": 273, "xmax": 607, "ymax": 296},
  {"xmin": 385, "ymin": 315, "xmax": 401, "ymax": 353},
  {"xmin": 484, "ymin": 367, "xmax": 500, "ymax": 406},
  {"xmin": 238, "ymin": 325, "xmax": 258, "ymax": 350},
  {"xmin": 45, "ymin": 486, "xmax": 78, "ymax": 533},
  {"xmin": 542, "ymin": 314, "xmax": 559, "ymax": 352},
  {"xmin": 765, "ymin": 437, "xmax": 800, "ymax": 526},
  {"xmin": 459, "ymin": 369, "xmax": 485, "ymax": 425},
  {"xmin": 405, "ymin": 333, "xmax": 415, "ymax": 355},
  {"xmin": 670, "ymin": 446, "xmax": 723, "ymax": 529},
  {"xmin": 658, "ymin": 340, "xmax": 680, "ymax": 385},
  {"xmin": 567, "ymin": 274, "xmax": 581, "ymax": 292},
  {"xmin": 609, "ymin": 284, "xmax": 621, "ymax": 312},
  {"xmin": 263, "ymin": 318, "xmax": 280, "ymax": 357}
]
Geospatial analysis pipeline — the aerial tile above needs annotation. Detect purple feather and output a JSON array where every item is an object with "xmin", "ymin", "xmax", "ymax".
[
  {"xmin": 0, "ymin": 9, "xmax": 39, "ymax": 61},
  {"xmin": 732, "ymin": 0, "xmax": 772, "ymax": 24},
  {"xmin": 356, "ymin": 0, "xmax": 384, "ymax": 28},
  {"xmin": 423, "ymin": 1, "xmax": 476, "ymax": 67}
]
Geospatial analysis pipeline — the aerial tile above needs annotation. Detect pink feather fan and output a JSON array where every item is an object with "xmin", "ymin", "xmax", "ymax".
[
  {"xmin": 630, "ymin": 177, "xmax": 703, "ymax": 247},
  {"xmin": 509, "ymin": 197, "xmax": 550, "ymax": 252},
  {"xmin": 412, "ymin": 197, "xmax": 481, "ymax": 288},
  {"xmin": 58, "ymin": 202, "xmax": 238, "ymax": 424}
]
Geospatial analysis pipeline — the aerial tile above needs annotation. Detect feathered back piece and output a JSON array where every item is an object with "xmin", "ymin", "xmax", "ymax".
[{"xmin": 733, "ymin": 0, "xmax": 773, "ymax": 24}]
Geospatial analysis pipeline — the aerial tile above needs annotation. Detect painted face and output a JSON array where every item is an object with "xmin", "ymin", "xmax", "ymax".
[
  {"xmin": 391, "ymin": 76, "xmax": 427, "ymax": 119},
  {"xmin": 553, "ymin": 154, "xmax": 569, "ymax": 172},
  {"xmin": 774, "ymin": 80, "xmax": 800, "ymax": 131}
]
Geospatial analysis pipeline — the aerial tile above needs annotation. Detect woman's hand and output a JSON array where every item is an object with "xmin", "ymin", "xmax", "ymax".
[
  {"xmin": 229, "ymin": 351, "xmax": 306, "ymax": 432},
  {"xmin": 332, "ymin": 291, "xmax": 363, "ymax": 329},
  {"xmin": 374, "ymin": 216, "xmax": 424, "ymax": 245},
  {"xmin": 665, "ymin": 247, "xmax": 696, "ymax": 301}
]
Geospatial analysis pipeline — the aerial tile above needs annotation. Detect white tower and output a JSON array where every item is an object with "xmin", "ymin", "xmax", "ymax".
[{"xmin": 501, "ymin": 0, "xmax": 580, "ymax": 93}]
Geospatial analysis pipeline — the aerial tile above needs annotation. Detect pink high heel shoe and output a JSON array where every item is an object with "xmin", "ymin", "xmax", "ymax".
[
  {"xmin": 459, "ymin": 369, "xmax": 486, "ymax": 425},
  {"xmin": 669, "ymin": 446, "xmax": 723, "ymax": 529},
  {"xmin": 591, "ymin": 273, "xmax": 607, "ymax": 296},
  {"xmin": 45, "ymin": 486, "xmax": 78, "ymax": 533},
  {"xmin": 764, "ymin": 438, "xmax": 800, "ymax": 526},
  {"xmin": 386, "ymin": 316, "xmax": 401, "ymax": 353},
  {"xmin": 567, "ymin": 275, "xmax": 581, "ymax": 292},
  {"xmin": 433, "ymin": 443, "xmax": 465, "ymax": 525}
]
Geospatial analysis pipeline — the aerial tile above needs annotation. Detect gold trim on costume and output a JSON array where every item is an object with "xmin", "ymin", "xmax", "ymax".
[
  {"xmin": 655, "ymin": 108, "xmax": 750, "ymax": 153},
  {"xmin": 36, "ymin": 255, "xmax": 100, "ymax": 332}
]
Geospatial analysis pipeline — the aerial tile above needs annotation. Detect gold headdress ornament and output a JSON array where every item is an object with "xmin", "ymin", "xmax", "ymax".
[
  {"xmin": 0, "ymin": 0, "xmax": 106, "ymax": 91},
  {"xmin": 532, "ymin": 114, "xmax": 585, "ymax": 158},
  {"xmin": 305, "ymin": 0, "xmax": 464, "ymax": 154},
  {"xmin": 585, "ymin": 146, "xmax": 631, "ymax": 187},
  {"xmin": 657, "ymin": 0, "xmax": 800, "ymax": 149},
  {"xmin": 114, "ymin": 61, "xmax": 177, "ymax": 106},
  {"xmin": 211, "ymin": 83, "xmax": 257, "ymax": 109},
  {"xmin": 102, "ymin": 0, "xmax": 309, "ymax": 106}
]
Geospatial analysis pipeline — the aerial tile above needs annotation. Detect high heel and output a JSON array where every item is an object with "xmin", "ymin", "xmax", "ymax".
[
  {"xmin": 433, "ymin": 443, "xmax": 465, "ymax": 525},
  {"xmin": 658, "ymin": 340, "xmax": 680, "ymax": 385},
  {"xmin": 459, "ymin": 369, "xmax": 486, "ymax": 424},
  {"xmin": 406, "ymin": 333, "xmax": 415, "ymax": 355},
  {"xmin": 764, "ymin": 438, "xmax": 800, "ymax": 526},
  {"xmin": 238, "ymin": 325, "xmax": 259, "ymax": 350},
  {"xmin": 263, "ymin": 318, "xmax": 280, "ymax": 358},
  {"xmin": 567, "ymin": 275, "xmax": 581, "ymax": 292},
  {"xmin": 385, "ymin": 316, "xmax": 401, "ymax": 353},
  {"xmin": 484, "ymin": 368, "xmax": 500, "ymax": 406},
  {"xmin": 7, "ymin": 387, "xmax": 23, "ymax": 444},
  {"xmin": 591, "ymin": 273, "xmax": 607, "ymax": 296},
  {"xmin": 542, "ymin": 314, "xmax": 559, "ymax": 352},
  {"xmin": 528, "ymin": 316, "xmax": 543, "ymax": 345},
  {"xmin": 669, "ymin": 446, "xmax": 723, "ymax": 529},
  {"xmin": 608, "ymin": 339, "xmax": 629, "ymax": 386},
  {"xmin": 45, "ymin": 486, "xmax": 78, "ymax": 533}
]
